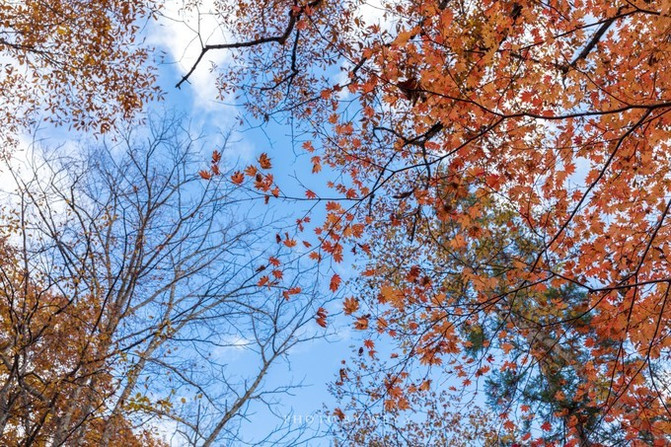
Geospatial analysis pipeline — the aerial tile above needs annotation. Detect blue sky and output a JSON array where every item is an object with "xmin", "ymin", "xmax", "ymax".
[
  {"xmin": 141, "ymin": 7, "xmax": 365, "ymax": 444},
  {"xmin": 0, "ymin": 6, "xmax": 496, "ymax": 442},
  {"xmin": 128, "ymin": 6, "xmax": 497, "ymax": 443},
  {"xmin": 0, "ymin": 7, "xmax": 363, "ymax": 444},
  {"xmin": 1, "ymin": 3, "xmax": 497, "ymax": 443}
]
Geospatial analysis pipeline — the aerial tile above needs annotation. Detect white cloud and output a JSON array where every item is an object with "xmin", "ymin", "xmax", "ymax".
[
  {"xmin": 149, "ymin": 417, "xmax": 180, "ymax": 446},
  {"xmin": 358, "ymin": 0, "xmax": 390, "ymax": 28},
  {"xmin": 0, "ymin": 133, "xmax": 30, "ymax": 196},
  {"xmin": 211, "ymin": 335, "xmax": 252, "ymax": 358},
  {"xmin": 146, "ymin": 2, "xmax": 266, "ymax": 165},
  {"xmin": 0, "ymin": 133, "xmax": 82, "ymax": 224},
  {"xmin": 148, "ymin": 0, "xmax": 233, "ymax": 112}
]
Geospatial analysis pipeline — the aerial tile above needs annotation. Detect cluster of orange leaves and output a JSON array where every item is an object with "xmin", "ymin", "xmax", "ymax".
[
  {"xmin": 0, "ymin": 0, "xmax": 159, "ymax": 142},
  {"xmin": 199, "ymin": 0, "xmax": 671, "ymax": 442},
  {"xmin": 0, "ymin": 239, "xmax": 165, "ymax": 446}
]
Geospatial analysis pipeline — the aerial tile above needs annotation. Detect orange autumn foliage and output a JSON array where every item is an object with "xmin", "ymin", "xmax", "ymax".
[
  {"xmin": 176, "ymin": 0, "xmax": 670, "ymax": 443},
  {"xmin": 0, "ymin": 0, "xmax": 159, "ymax": 144},
  {"xmin": 0, "ymin": 238, "xmax": 165, "ymax": 446}
]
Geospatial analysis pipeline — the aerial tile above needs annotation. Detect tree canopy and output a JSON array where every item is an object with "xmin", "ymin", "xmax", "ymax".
[
  {"xmin": 0, "ymin": 0, "xmax": 159, "ymax": 143},
  {"xmin": 1, "ymin": 0, "xmax": 671, "ymax": 444},
  {"xmin": 0, "ymin": 116, "xmax": 325, "ymax": 445},
  {"xmin": 182, "ymin": 0, "xmax": 671, "ymax": 444}
]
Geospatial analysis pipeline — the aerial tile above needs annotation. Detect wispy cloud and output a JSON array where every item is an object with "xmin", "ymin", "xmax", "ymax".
[{"xmin": 148, "ymin": 1, "xmax": 233, "ymax": 112}]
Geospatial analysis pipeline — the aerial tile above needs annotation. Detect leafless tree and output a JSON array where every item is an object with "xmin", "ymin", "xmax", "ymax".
[{"xmin": 0, "ymin": 114, "xmax": 326, "ymax": 446}]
